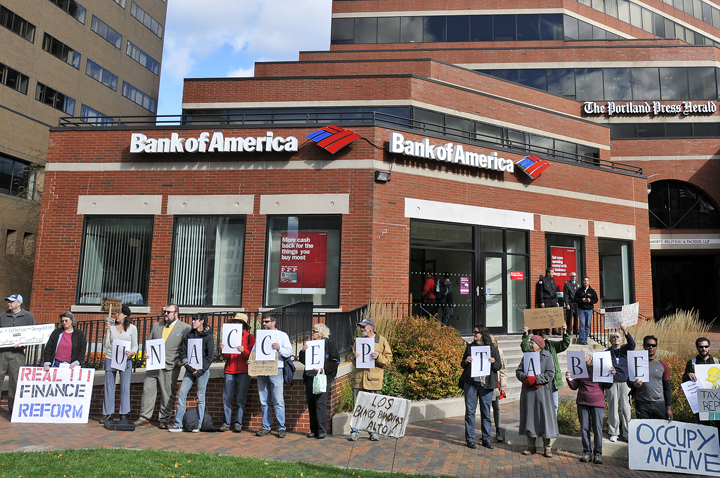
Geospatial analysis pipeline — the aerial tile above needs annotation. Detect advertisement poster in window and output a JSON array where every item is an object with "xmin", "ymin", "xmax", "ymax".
[
  {"xmin": 278, "ymin": 232, "xmax": 327, "ymax": 294},
  {"xmin": 550, "ymin": 247, "xmax": 576, "ymax": 295}
]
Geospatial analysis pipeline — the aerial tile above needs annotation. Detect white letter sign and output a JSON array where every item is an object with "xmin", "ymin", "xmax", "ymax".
[
  {"xmin": 187, "ymin": 338, "xmax": 202, "ymax": 369},
  {"xmin": 470, "ymin": 346, "xmax": 491, "ymax": 377},
  {"xmin": 145, "ymin": 338, "xmax": 165, "ymax": 371},
  {"xmin": 567, "ymin": 351, "xmax": 589, "ymax": 379},
  {"xmin": 255, "ymin": 330, "xmax": 277, "ymax": 361},
  {"xmin": 628, "ymin": 350, "xmax": 649, "ymax": 382},
  {"xmin": 222, "ymin": 323, "xmax": 244, "ymax": 354},
  {"xmin": 592, "ymin": 351, "xmax": 614, "ymax": 383},
  {"xmin": 355, "ymin": 338, "xmax": 375, "ymax": 369},
  {"xmin": 111, "ymin": 339, "xmax": 130, "ymax": 371},
  {"xmin": 304, "ymin": 340, "xmax": 325, "ymax": 371},
  {"xmin": 523, "ymin": 352, "xmax": 540, "ymax": 377}
]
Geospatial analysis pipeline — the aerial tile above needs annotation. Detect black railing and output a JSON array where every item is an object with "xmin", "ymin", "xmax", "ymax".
[
  {"xmin": 326, "ymin": 305, "xmax": 367, "ymax": 360},
  {"xmin": 589, "ymin": 309, "xmax": 654, "ymax": 349}
]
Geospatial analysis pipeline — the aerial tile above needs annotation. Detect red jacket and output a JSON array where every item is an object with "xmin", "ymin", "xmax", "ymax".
[{"xmin": 222, "ymin": 330, "xmax": 255, "ymax": 374}]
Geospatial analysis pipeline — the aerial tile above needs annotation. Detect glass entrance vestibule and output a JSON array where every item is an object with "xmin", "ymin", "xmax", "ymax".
[{"xmin": 409, "ymin": 219, "xmax": 530, "ymax": 335}]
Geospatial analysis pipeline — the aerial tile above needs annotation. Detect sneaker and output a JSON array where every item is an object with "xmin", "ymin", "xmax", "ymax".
[
  {"xmin": 593, "ymin": 454, "xmax": 603, "ymax": 464},
  {"xmin": 133, "ymin": 418, "xmax": 150, "ymax": 427},
  {"xmin": 219, "ymin": 424, "xmax": 229, "ymax": 432},
  {"xmin": 609, "ymin": 435, "xmax": 618, "ymax": 443},
  {"xmin": 369, "ymin": 433, "xmax": 379, "ymax": 441},
  {"xmin": 580, "ymin": 453, "xmax": 592, "ymax": 462},
  {"xmin": 168, "ymin": 426, "xmax": 182, "ymax": 433},
  {"xmin": 277, "ymin": 430, "xmax": 286, "ymax": 438},
  {"xmin": 255, "ymin": 429, "xmax": 271, "ymax": 436},
  {"xmin": 348, "ymin": 432, "xmax": 359, "ymax": 441},
  {"xmin": 233, "ymin": 424, "xmax": 242, "ymax": 433},
  {"xmin": 191, "ymin": 428, "xmax": 200, "ymax": 433}
]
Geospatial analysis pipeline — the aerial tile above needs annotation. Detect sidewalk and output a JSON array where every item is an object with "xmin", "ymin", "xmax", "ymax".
[{"xmin": 0, "ymin": 403, "xmax": 697, "ymax": 478}]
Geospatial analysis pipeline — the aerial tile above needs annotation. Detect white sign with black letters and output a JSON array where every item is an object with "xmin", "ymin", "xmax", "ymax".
[
  {"xmin": 567, "ymin": 351, "xmax": 589, "ymax": 379},
  {"xmin": 255, "ymin": 330, "xmax": 278, "ymax": 361},
  {"xmin": 628, "ymin": 350, "xmax": 649, "ymax": 382},
  {"xmin": 111, "ymin": 339, "xmax": 130, "ymax": 371},
  {"xmin": 145, "ymin": 338, "xmax": 165, "ymax": 371},
  {"xmin": 355, "ymin": 338, "xmax": 375, "ymax": 369},
  {"xmin": 523, "ymin": 352, "xmax": 540, "ymax": 377},
  {"xmin": 304, "ymin": 340, "xmax": 325, "ymax": 370},
  {"xmin": 470, "ymin": 346, "xmax": 491, "ymax": 377},
  {"xmin": 187, "ymin": 338, "xmax": 202, "ymax": 369},
  {"xmin": 222, "ymin": 323, "xmax": 244, "ymax": 354}
]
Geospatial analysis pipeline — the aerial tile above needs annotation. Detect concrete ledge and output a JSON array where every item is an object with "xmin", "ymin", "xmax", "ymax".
[{"xmin": 504, "ymin": 426, "xmax": 628, "ymax": 459}]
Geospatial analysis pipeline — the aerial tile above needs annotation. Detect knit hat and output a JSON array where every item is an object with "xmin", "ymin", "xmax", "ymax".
[{"xmin": 531, "ymin": 335, "xmax": 545, "ymax": 349}]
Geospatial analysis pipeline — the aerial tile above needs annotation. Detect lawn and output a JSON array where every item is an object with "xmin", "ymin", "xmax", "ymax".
[{"xmin": 0, "ymin": 448, "xmax": 450, "ymax": 478}]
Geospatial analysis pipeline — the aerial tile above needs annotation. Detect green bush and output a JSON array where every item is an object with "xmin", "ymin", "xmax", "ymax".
[
  {"xmin": 557, "ymin": 397, "xmax": 581, "ymax": 436},
  {"xmin": 386, "ymin": 316, "xmax": 467, "ymax": 400},
  {"xmin": 665, "ymin": 352, "xmax": 697, "ymax": 423},
  {"xmin": 335, "ymin": 380, "xmax": 355, "ymax": 413}
]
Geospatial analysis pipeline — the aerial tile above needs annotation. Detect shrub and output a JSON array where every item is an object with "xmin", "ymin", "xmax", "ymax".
[
  {"xmin": 557, "ymin": 397, "xmax": 581, "ymax": 436},
  {"xmin": 631, "ymin": 309, "xmax": 713, "ymax": 356},
  {"xmin": 665, "ymin": 352, "xmax": 697, "ymax": 423},
  {"xmin": 335, "ymin": 380, "xmax": 354, "ymax": 413}
]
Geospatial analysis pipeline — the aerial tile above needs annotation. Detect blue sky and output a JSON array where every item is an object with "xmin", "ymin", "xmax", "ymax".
[{"xmin": 157, "ymin": 0, "xmax": 333, "ymax": 117}]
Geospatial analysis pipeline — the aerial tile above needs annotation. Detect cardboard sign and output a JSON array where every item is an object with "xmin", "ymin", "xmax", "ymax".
[
  {"xmin": 304, "ymin": 340, "xmax": 325, "ymax": 371},
  {"xmin": 222, "ymin": 323, "xmax": 244, "ymax": 354},
  {"xmin": 111, "ymin": 339, "xmax": 130, "ymax": 371},
  {"xmin": 255, "ymin": 330, "xmax": 279, "ymax": 361},
  {"xmin": 100, "ymin": 297, "xmax": 122, "ymax": 313},
  {"xmin": 187, "ymin": 338, "xmax": 202, "ymax": 369},
  {"xmin": 0, "ymin": 324, "xmax": 54, "ymax": 347},
  {"xmin": 349, "ymin": 391, "xmax": 411, "ymax": 438},
  {"xmin": 13, "ymin": 367, "xmax": 95, "ymax": 423},
  {"xmin": 605, "ymin": 302, "xmax": 639, "ymax": 329},
  {"xmin": 470, "ymin": 346, "xmax": 491, "ymax": 377},
  {"xmin": 628, "ymin": 350, "xmax": 649, "ymax": 382},
  {"xmin": 523, "ymin": 307, "xmax": 564, "ymax": 330},
  {"xmin": 355, "ymin": 337, "xmax": 375, "ymax": 369},
  {"xmin": 592, "ymin": 351, "xmax": 614, "ymax": 383},
  {"xmin": 145, "ymin": 338, "xmax": 165, "ymax": 371},
  {"xmin": 567, "ymin": 351, "xmax": 589, "ymax": 379},
  {"xmin": 698, "ymin": 389, "xmax": 720, "ymax": 420},
  {"xmin": 629, "ymin": 419, "xmax": 720, "ymax": 476},
  {"xmin": 523, "ymin": 351, "xmax": 540, "ymax": 377},
  {"xmin": 248, "ymin": 352, "xmax": 278, "ymax": 376}
]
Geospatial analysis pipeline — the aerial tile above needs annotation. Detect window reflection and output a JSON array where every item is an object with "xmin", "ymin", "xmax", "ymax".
[
  {"xmin": 423, "ymin": 16, "xmax": 446, "ymax": 42},
  {"xmin": 401, "ymin": 16, "xmax": 423, "ymax": 42},
  {"xmin": 447, "ymin": 15, "xmax": 469, "ymax": 42},
  {"xmin": 493, "ymin": 15, "xmax": 516, "ymax": 41},
  {"xmin": 660, "ymin": 68, "xmax": 689, "ymax": 100},
  {"xmin": 378, "ymin": 17, "xmax": 400, "ymax": 43},
  {"xmin": 575, "ymin": 69, "xmax": 603, "ymax": 101},
  {"xmin": 354, "ymin": 17, "xmax": 377, "ymax": 43},
  {"xmin": 603, "ymin": 68, "xmax": 632, "ymax": 101},
  {"xmin": 517, "ymin": 14, "xmax": 540, "ymax": 41}
]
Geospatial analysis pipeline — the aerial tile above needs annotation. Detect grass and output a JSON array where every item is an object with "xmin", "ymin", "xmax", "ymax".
[{"xmin": 0, "ymin": 448, "xmax": 452, "ymax": 478}]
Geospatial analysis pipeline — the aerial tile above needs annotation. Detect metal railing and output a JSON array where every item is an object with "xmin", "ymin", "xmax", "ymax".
[
  {"xmin": 325, "ymin": 305, "xmax": 367, "ymax": 359},
  {"xmin": 588, "ymin": 310, "xmax": 655, "ymax": 349}
]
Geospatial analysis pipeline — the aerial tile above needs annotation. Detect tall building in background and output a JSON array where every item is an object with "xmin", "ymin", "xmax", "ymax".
[{"xmin": 0, "ymin": 0, "xmax": 166, "ymax": 305}]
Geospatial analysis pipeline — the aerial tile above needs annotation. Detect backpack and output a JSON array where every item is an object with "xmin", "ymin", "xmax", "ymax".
[
  {"xmin": 282, "ymin": 355, "xmax": 296, "ymax": 386},
  {"xmin": 182, "ymin": 407, "xmax": 219, "ymax": 432}
]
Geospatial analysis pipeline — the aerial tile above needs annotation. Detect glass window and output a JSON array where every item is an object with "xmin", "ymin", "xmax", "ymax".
[
  {"xmin": 642, "ymin": 8, "xmax": 654, "ymax": 33},
  {"xmin": 578, "ymin": 20, "xmax": 593, "ymax": 40},
  {"xmin": 545, "ymin": 234, "xmax": 585, "ymax": 304},
  {"xmin": 423, "ymin": 16, "xmax": 446, "ymax": 42},
  {"xmin": 470, "ymin": 15, "xmax": 493, "ymax": 41},
  {"xmin": 517, "ymin": 14, "xmax": 540, "ymax": 41},
  {"xmin": 414, "ymin": 108, "xmax": 445, "ymax": 134},
  {"xmin": 694, "ymin": 122, "xmax": 720, "ymax": 136},
  {"xmin": 548, "ymin": 69, "xmax": 576, "ymax": 98},
  {"xmin": 507, "ymin": 230, "xmax": 527, "ymax": 254},
  {"xmin": 493, "ymin": 15, "xmax": 516, "ymax": 41},
  {"xmin": 610, "ymin": 123, "xmax": 637, "ymax": 139},
  {"xmin": 77, "ymin": 217, "xmax": 153, "ymax": 306},
  {"xmin": 632, "ymin": 68, "xmax": 660, "ymax": 99},
  {"xmin": 482, "ymin": 228, "xmax": 503, "ymax": 252},
  {"xmin": 377, "ymin": 17, "xmax": 400, "ymax": 43},
  {"xmin": 618, "ymin": 0, "xmax": 631, "ymax": 22},
  {"xmin": 606, "ymin": 0, "xmax": 619, "ymax": 17},
  {"xmin": 598, "ymin": 239, "xmax": 634, "ymax": 307},
  {"xmin": 446, "ymin": 115, "xmax": 474, "ymax": 139},
  {"xmin": 665, "ymin": 123, "xmax": 693, "ymax": 137},
  {"xmin": 0, "ymin": 5, "xmax": 36, "ymax": 42},
  {"xmin": 411, "ymin": 221, "xmax": 473, "ymax": 249},
  {"xmin": 447, "ymin": 15, "xmax": 469, "ymax": 42},
  {"xmin": 637, "ymin": 123, "xmax": 665, "ymax": 137},
  {"xmin": 702, "ymin": 3, "xmax": 713, "ymax": 24},
  {"xmin": 42, "ymin": 33, "xmax": 81, "ymax": 69},
  {"xmin": 401, "ymin": 16, "xmax": 423, "ymax": 42},
  {"xmin": 563, "ymin": 15, "xmax": 578, "ymax": 40},
  {"xmin": 660, "ymin": 67, "xmax": 689, "ymax": 100},
  {"xmin": 592, "ymin": 0, "xmax": 605, "ymax": 12},
  {"xmin": 48, "ymin": 0, "xmax": 86, "ymax": 23},
  {"xmin": 0, "ymin": 62, "xmax": 29, "ymax": 95},
  {"xmin": 654, "ymin": 13, "xmax": 665, "ymax": 38},
  {"xmin": 331, "ymin": 18, "xmax": 354, "ymax": 44},
  {"xmin": 684, "ymin": 0, "xmax": 695, "ymax": 15},
  {"xmin": 554, "ymin": 139, "xmax": 578, "ymax": 159},
  {"xmin": 475, "ymin": 122, "xmax": 503, "ymax": 144},
  {"xmin": 35, "ymin": 82, "xmax": 75, "ymax": 115},
  {"xmin": 489, "ymin": 69, "xmax": 519, "ymax": 83},
  {"xmin": 575, "ymin": 68, "xmax": 604, "ymax": 101},
  {"xmin": 630, "ymin": 3, "xmax": 643, "ymax": 28},
  {"xmin": 529, "ymin": 134, "xmax": 554, "ymax": 155},
  {"xmin": 689, "ymin": 67, "xmax": 716, "ymax": 100},
  {"xmin": 354, "ymin": 17, "xmax": 377, "ymax": 43},
  {"xmin": 649, "ymin": 180, "xmax": 720, "ymax": 229},
  {"xmin": 130, "ymin": 2, "xmax": 163, "ymax": 38},
  {"xmin": 112, "ymin": 0, "xmax": 126, "ymax": 7},
  {"xmin": 91, "ymin": 15, "xmax": 122, "ymax": 49},
  {"xmin": 673, "ymin": 0, "xmax": 685, "ymax": 11},
  {"xmin": 86, "ymin": 59, "xmax": 118, "ymax": 91},
  {"xmin": 171, "ymin": 216, "xmax": 245, "ymax": 307},
  {"xmin": 507, "ymin": 253, "xmax": 528, "ymax": 332},
  {"xmin": 122, "ymin": 82, "xmax": 157, "ymax": 113},
  {"xmin": 264, "ymin": 215, "xmax": 341, "ymax": 307},
  {"xmin": 603, "ymin": 68, "xmax": 632, "ymax": 100},
  {"xmin": 540, "ymin": 14, "xmax": 563, "ymax": 40},
  {"xmin": 518, "ymin": 69, "xmax": 547, "ymax": 90},
  {"xmin": 126, "ymin": 41, "xmax": 160, "ymax": 75},
  {"xmin": 714, "ymin": 8, "xmax": 720, "ymax": 28},
  {"xmin": 0, "ymin": 154, "xmax": 33, "ymax": 197},
  {"xmin": 592, "ymin": 25, "xmax": 607, "ymax": 39},
  {"xmin": 80, "ymin": 104, "xmax": 113, "ymax": 126}
]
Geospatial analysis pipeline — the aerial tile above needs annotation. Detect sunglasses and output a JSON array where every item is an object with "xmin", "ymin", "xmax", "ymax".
[
  {"xmin": 164, "ymin": 310, "xmax": 176, "ymax": 314},
  {"xmin": 473, "ymin": 330, "xmax": 481, "ymax": 334},
  {"xmin": 262, "ymin": 320, "xmax": 272, "ymax": 324},
  {"xmin": 698, "ymin": 345, "xmax": 710, "ymax": 349},
  {"xmin": 192, "ymin": 318, "xmax": 202, "ymax": 322},
  {"xmin": 312, "ymin": 330, "xmax": 320, "ymax": 333},
  {"xmin": 644, "ymin": 343, "xmax": 657, "ymax": 348}
]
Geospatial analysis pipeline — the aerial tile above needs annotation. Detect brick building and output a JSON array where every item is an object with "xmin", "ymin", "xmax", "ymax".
[
  {"xmin": 1, "ymin": 0, "xmax": 166, "ymax": 307},
  {"xmin": 30, "ymin": 0, "xmax": 720, "ymax": 331}
]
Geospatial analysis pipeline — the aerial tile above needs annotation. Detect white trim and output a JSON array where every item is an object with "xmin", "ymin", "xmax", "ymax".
[
  {"xmin": 71, "ymin": 305, "xmax": 150, "ymax": 314},
  {"xmin": 179, "ymin": 307, "xmax": 246, "ymax": 314},
  {"xmin": 540, "ymin": 215, "xmax": 589, "ymax": 236},
  {"xmin": 650, "ymin": 233, "xmax": 720, "ymax": 250},
  {"xmin": 405, "ymin": 198, "xmax": 535, "ymax": 230},
  {"xmin": 47, "ymin": 159, "xmax": 378, "ymax": 172},
  {"xmin": 77, "ymin": 195, "xmax": 162, "ymax": 215},
  {"xmin": 167, "ymin": 195, "xmax": 254, "ymax": 215},
  {"xmin": 259, "ymin": 194, "xmax": 350, "ymax": 215},
  {"xmin": 593, "ymin": 221, "xmax": 636, "ymax": 240}
]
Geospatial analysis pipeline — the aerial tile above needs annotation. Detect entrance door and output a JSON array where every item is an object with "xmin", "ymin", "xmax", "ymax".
[{"xmin": 482, "ymin": 255, "xmax": 505, "ymax": 334}]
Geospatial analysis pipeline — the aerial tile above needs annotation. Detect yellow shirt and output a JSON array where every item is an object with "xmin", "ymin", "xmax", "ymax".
[{"xmin": 162, "ymin": 320, "xmax": 177, "ymax": 341}]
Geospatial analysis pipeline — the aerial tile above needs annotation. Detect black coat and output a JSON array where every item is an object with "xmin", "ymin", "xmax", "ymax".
[
  {"xmin": 43, "ymin": 327, "xmax": 87, "ymax": 366},
  {"xmin": 460, "ymin": 342, "xmax": 502, "ymax": 390},
  {"xmin": 575, "ymin": 286, "xmax": 599, "ymax": 310},
  {"xmin": 300, "ymin": 338, "xmax": 340, "ymax": 382}
]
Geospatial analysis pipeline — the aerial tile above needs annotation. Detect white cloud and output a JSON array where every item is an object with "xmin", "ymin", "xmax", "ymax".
[{"xmin": 227, "ymin": 66, "xmax": 254, "ymax": 78}]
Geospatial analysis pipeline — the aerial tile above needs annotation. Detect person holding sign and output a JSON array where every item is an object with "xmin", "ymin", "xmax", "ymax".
[
  {"xmin": 605, "ymin": 326, "xmax": 636, "ymax": 443},
  {"xmin": 1, "ymin": 293, "xmax": 34, "ymax": 414},
  {"xmin": 100, "ymin": 305, "xmax": 138, "ymax": 424},
  {"xmin": 490, "ymin": 335, "xmax": 507, "ymax": 443},
  {"xmin": 219, "ymin": 313, "xmax": 255, "ymax": 433},
  {"xmin": 169, "ymin": 313, "xmax": 214, "ymax": 432},
  {"xmin": 134, "ymin": 304, "xmax": 190, "ymax": 429},
  {"xmin": 565, "ymin": 346, "xmax": 615, "ymax": 464},
  {"xmin": 460, "ymin": 327, "xmax": 501, "ymax": 450},
  {"xmin": 299, "ymin": 323, "xmax": 340, "ymax": 439},
  {"xmin": 628, "ymin": 335, "xmax": 672, "ymax": 421},
  {"xmin": 42, "ymin": 312, "xmax": 87, "ymax": 370},
  {"xmin": 516, "ymin": 335, "xmax": 559, "ymax": 458},
  {"xmin": 574, "ymin": 276, "xmax": 598, "ymax": 345},
  {"xmin": 349, "ymin": 318, "xmax": 393, "ymax": 441},
  {"xmin": 521, "ymin": 323, "xmax": 570, "ymax": 413},
  {"xmin": 682, "ymin": 337, "xmax": 719, "ymax": 426}
]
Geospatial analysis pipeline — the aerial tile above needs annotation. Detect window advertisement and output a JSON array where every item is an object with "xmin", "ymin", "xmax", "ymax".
[
  {"xmin": 550, "ymin": 246, "xmax": 577, "ymax": 291},
  {"xmin": 170, "ymin": 216, "xmax": 245, "ymax": 306},
  {"xmin": 546, "ymin": 234, "xmax": 585, "ymax": 303},
  {"xmin": 264, "ymin": 216, "xmax": 340, "ymax": 307}
]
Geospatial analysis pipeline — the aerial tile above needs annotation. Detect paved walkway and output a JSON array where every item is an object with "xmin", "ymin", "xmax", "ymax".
[{"xmin": 0, "ymin": 403, "xmax": 698, "ymax": 478}]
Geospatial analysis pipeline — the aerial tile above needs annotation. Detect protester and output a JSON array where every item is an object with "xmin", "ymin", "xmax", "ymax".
[
  {"xmin": 516, "ymin": 334, "xmax": 559, "ymax": 458},
  {"xmin": 42, "ymin": 312, "xmax": 87, "ymax": 370},
  {"xmin": 219, "ymin": 313, "xmax": 255, "ymax": 433},
  {"xmin": 100, "ymin": 305, "xmax": 138, "ymax": 423},
  {"xmin": 460, "ymin": 327, "xmax": 501, "ymax": 450},
  {"xmin": 563, "ymin": 272, "xmax": 581, "ymax": 335},
  {"xmin": 169, "ymin": 313, "xmax": 214, "ymax": 432},
  {"xmin": 491, "ymin": 335, "xmax": 506, "ymax": 443},
  {"xmin": 251, "ymin": 314, "xmax": 292, "ymax": 438},
  {"xmin": 134, "ymin": 304, "xmax": 190, "ymax": 429},
  {"xmin": 606, "ymin": 325, "xmax": 635, "ymax": 442},
  {"xmin": 575, "ymin": 276, "xmax": 598, "ymax": 345},
  {"xmin": 1, "ymin": 294, "xmax": 35, "ymax": 414},
  {"xmin": 682, "ymin": 337, "xmax": 718, "ymax": 426},
  {"xmin": 628, "ymin": 335, "xmax": 672, "ymax": 421},
  {"xmin": 566, "ymin": 346, "xmax": 615, "ymax": 464},
  {"xmin": 299, "ymin": 323, "xmax": 340, "ymax": 439},
  {"xmin": 538, "ymin": 268, "xmax": 560, "ymax": 335},
  {"xmin": 522, "ymin": 323, "xmax": 570, "ymax": 413},
  {"xmin": 349, "ymin": 318, "xmax": 393, "ymax": 441}
]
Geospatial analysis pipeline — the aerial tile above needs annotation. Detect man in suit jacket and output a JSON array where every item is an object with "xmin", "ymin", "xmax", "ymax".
[{"xmin": 134, "ymin": 304, "xmax": 191, "ymax": 428}]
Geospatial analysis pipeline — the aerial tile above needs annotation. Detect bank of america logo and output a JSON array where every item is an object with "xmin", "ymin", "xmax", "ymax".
[
  {"xmin": 306, "ymin": 126, "xmax": 360, "ymax": 154},
  {"xmin": 517, "ymin": 155, "xmax": 550, "ymax": 179}
]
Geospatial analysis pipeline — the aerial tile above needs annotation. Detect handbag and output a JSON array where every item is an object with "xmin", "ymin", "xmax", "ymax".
[{"xmin": 313, "ymin": 371, "xmax": 327, "ymax": 394}]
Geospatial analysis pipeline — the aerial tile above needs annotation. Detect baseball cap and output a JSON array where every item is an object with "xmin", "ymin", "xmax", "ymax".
[
  {"xmin": 358, "ymin": 318, "xmax": 376, "ymax": 328},
  {"xmin": 5, "ymin": 294, "xmax": 23, "ymax": 303}
]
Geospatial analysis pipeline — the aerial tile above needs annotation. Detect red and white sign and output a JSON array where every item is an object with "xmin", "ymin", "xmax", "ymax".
[
  {"xmin": 279, "ymin": 232, "xmax": 328, "ymax": 295},
  {"xmin": 13, "ymin": 367, "xmax": 95, "ymax": 423},
  {"xmin": 510, "ymin": 271, "xmax": 524, "ymax": 281},
  {"xmin": 550, "ymin": 247, "xmax": 577, "ymax": 291}
]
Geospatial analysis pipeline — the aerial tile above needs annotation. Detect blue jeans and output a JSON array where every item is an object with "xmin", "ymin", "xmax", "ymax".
[
  {"xmin": 174, "ymin": 371, "xmax": 210, "ymax": 428},
  {"xmin": 463, "ymin": 381, "xmax": 494, "ymax": 444},
  {"xmin": 223, "ymin": 373, "xmax": 251, "ymax": 427},
  {"xmin": 257, "ymin": 372, "xmax": 285, "ymax": 431},
  {"xmin": 578, "ymin": 309, "xmax": 593, "ymax": 343}
]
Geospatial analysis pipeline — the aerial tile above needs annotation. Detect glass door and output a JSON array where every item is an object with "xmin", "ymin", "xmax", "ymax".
[{"xmin": 483, "ymin": 255, "xmax": 505, "ymax": 334}]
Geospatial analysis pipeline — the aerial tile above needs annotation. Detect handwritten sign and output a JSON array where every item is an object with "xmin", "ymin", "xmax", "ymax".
[
  {"xmin": 682, "ymin": 380, "xmax": 701, "ymax": 414},
  {"xmin": 222, "ymin": 323, "xmax": 244, "ymax": 354},
  {"xmin": 592, "ymin": 351, "xmax": 614, "ymax": 383},
  {"xmin": 567, "ymin": 351, "xmax": 589, "ymax": 379},
  {"xmin": 629, "ymin": 419, "xmax": 720, "ymax": 476},
  {"xmin": 304, "ymin": 340, "xmax": 325, "ymax": 370},
  {"xmin": 355, "ymin": 338, "xmax": 375, "ymax": 369},
  {"xmin": 523, "ymin": 351, "xmax": 540, "ymax": 377},
  {"xmin": 248, "ymin": 352, "xmax": 278, "ymax": 376},
  {"xmin": 145, "ymin": 339, "xmax": 165, "ymax": 371},
  {"xmin": 0, "ymin": 324, "xmax": 54, "ymax": 347},
  {"xmin": 13, "ymin": 366, "xmax": 95, "ymax": 423},
  {"xmin": 698, "ymin": 389, "xmax": 720, "ymax": 420},
  {"xmin": 100, "ymin": 297, "xmax": 122, "ymax": 313},
  {"xmin": 523, "ymin": 307, "xmax": 563, "ymax": 329},
  {"xmin": 350, "ymin": 391, "xmax": 411, "ymax": 438},
  {"xmin": 604, "ymin": 302, "xmax": 639, "ymax": 329}
]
